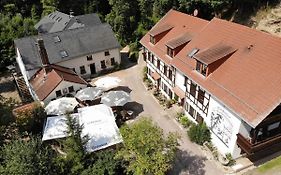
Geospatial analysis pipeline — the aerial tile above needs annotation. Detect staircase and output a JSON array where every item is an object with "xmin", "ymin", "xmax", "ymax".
[{"xmin": 12, "ymin": 73, "xmax": 33, "ymax": 102}]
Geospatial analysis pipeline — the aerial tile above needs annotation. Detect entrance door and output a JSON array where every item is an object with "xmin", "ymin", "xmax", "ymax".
[{"xmin": 90, "ymin": 63, "xmax": 96, "ymax": 74}]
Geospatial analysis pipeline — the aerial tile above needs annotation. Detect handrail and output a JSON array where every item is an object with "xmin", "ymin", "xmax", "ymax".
[{"xmin": 237, "ymin": 133, "xmax": 281, "ymax": 154}]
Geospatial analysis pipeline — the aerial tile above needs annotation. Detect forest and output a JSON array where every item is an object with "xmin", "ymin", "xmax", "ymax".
[{"xmin": 0, "ymin": 0, "xmax": 278, "ymax": 71}]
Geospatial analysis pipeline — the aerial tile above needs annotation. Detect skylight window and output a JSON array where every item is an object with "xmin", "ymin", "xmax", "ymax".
[
  {"xmin": 60, "ymin": 50, "xmax": 68, "ymax": 58},
  {"xmin": 54, "ymin": 36, "xmax": 61, "ymax": 43},
  {"xmin": 188, "ymin": 48, "xmax": 199, "ymax": 58}
]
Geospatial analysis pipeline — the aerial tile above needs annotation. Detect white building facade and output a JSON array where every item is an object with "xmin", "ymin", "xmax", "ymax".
[
  {"xmin": 56, "ymin": 48, "xmax": 121, "ymax": 78},
  {"xmin": 43, "ymin": 81, "xmax": 87, "ymax": 104}
]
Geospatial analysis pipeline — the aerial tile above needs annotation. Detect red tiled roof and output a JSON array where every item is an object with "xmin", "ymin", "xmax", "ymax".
[
  {"xmin": 141, "ymin": 9, "xmax": 281, "ymax": 127},
  {"xmin": 30, "ymin": 65, "xmax": 87, "ymax": 101},
  {"xmin": 140, "ymin": 9, "xmax": 208, "ymax": 65},
  {"xmin": 173, "ymin": 18, "xmax": 281, "ymax": 127},
  {"xmin": 12, "ymin": 102, "xmax": 39, "ymax": 115}
]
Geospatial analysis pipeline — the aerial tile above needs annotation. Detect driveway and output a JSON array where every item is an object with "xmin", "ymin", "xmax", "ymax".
[{"xmin": 91, "ymin": 58, "xmax": 224, "ymax": 175}]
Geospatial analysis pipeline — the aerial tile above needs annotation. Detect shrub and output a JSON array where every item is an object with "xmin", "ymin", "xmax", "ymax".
[
  {"xmin": 174, "ymin": 95, "xmax": 179, "ymax": 102},
  {"xmin": 165, "ymin": 100, "xmax": 172, "ymax": 108},
  {"xmin": 188, "ymin": 122, "xmax": 211, "ymax": 145},
  {"xmin": 225, "ymin": 153, "xmax": 236, "ymax": 166},
  {"xmin": 14, "ymin": 102, "xmax": 46, "ymax": 133},
  {"xmin": 179, "ymin": 117, "xmax": 191, "ymax": 128},
  {"xmin": 142, "ymin": 66, "xmax": 148, "ymax": 81}
]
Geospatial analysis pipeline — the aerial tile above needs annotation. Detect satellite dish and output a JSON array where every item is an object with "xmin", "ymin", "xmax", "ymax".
[{"xmin": 193, "ymin": 9, "xmax": 198, "ymax": 17}]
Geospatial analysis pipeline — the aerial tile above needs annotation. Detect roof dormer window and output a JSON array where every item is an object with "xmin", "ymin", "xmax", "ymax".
[
  {"xmin": 149, "ymin": 24, "xmax": 173, "ymax": 45},
  {"xmin": 167, "ymin": 46, "xmax": 173, "ymax": 57},
  {"xmin": 193, "ymin": 43, "xmax": 237, "ymax": 76},
  {"xmin": 196, "ymin": 61, "xmax": 207, "ymax": 77},
  {"xmin": 166, "ymin": 33, "xmax": 192, "ymax": 57},
  {"xmin": 150, "ymin": 35, "xmax": 155, "ymax": 44}
]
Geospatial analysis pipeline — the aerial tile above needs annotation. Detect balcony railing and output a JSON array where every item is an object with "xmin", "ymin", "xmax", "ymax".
[{"xmin": 237, "ymin": 133, "xmax": 281, "ymax": 155}]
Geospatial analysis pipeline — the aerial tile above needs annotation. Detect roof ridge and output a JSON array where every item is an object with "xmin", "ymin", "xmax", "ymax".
[{"xmin": 15, "ymin": 23, "xmax": 109, "ymax": 42}]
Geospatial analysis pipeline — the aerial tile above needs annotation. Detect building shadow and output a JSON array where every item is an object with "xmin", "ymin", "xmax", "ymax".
[
  {"xmin": 168, "ymin": 149, "xmax": 207, "ymax": 175},
  {"xmin": 120, "ymin": 52, "xmax": 138, "ymax": 69},
  {"xmin": 0, "ymin": 78, "xmax": 16, "ymax": 93},
  {"xmin": 111, "ymin": 86, "xmax": 132, "ymax": 93}
]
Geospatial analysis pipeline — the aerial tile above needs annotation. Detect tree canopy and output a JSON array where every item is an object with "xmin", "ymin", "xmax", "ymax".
[
  {"xmin": 0, "ymin": 137, "xmax": 57, "ymax": 175},
  {"xmin": 117, "ymin": 118, "xmax": 179, "ymax": 175}
]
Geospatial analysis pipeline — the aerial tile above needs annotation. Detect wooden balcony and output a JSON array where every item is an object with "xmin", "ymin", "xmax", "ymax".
[{"xmin": 237, "ymin": 133, "xmax": 281, "ymax": 159}]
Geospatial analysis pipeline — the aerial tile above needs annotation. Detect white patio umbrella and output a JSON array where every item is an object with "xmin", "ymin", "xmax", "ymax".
[
  {"xmin": 75, "ymin": 87, "xmax": 104, "ymax": 101},
  {"xmin": 101, "ymin": 91, "xmax": 131, "ymax": 107},
  {"xmin": 94, "ymin": 77, "xmax": 121, "ymax": 91},
  {"xmin": 45, "ymin": 97, "xmax": 79, "ymax": 115}
]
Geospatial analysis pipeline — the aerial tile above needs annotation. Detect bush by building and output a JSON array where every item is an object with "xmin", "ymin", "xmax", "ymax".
[{"xmin": 187, "ymin": 122, "xmax": 211, "ymax": 145}]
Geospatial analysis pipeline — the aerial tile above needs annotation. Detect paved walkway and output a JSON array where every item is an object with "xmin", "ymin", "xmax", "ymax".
[{"xmin": 91, "ymin": 58, "xmax": 224, "ymax": 175}]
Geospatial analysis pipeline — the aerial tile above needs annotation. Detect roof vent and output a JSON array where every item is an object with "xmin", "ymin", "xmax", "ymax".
[
  {"xmin": 60, "ymin": 50, "xmax": 68, "ymax": 58},
  {"xmin": 69, "ymin": 11, "xmax": 74, "ymax": 18},
  {"xmin": 54, "ymin": 36, "xmax": 61, "ymax": 43},
  {"xmin": 188, "ymin": 48, "xmax": 199, "ymax": 58},
  {"xmin": 247, "ymin": 44, "xmax": 254, "ymax": 50}
]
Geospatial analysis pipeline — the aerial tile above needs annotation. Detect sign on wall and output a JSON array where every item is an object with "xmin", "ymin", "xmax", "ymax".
[{"xmin": 210, "ymin": 107, "xmax": 233, "ymax": 147}]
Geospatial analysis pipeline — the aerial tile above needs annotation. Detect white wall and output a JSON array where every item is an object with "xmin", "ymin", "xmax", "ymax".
[
  {"xmin": 20, "ymin": 48, "xmax": 120, "ymax": 79},
  {"xmin": 175, "ymin": 70, "xmax": 186, "ymax": 92},
  {"xmin": 57, "ymin": 48, "xmax": 120, "ymax": 77},
  {"xmin": 43, "ymin": 81, "xmax": 87, "ymax": 104},
  {"xmin": 205, "ymin": 96, "xmax": 242, "ymax": 158}
]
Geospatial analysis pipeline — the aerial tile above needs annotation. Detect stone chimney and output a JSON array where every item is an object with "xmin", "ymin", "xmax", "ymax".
[{"xmin": 37, "ymin": 38, "xmax": 50, "ymax": 66}]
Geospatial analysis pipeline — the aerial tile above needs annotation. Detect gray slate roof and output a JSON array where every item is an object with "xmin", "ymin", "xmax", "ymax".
[
  {"xmin": 34, "ymin": 11, "xmax": 102, "ymax": 33},
  {"xmin": 15, "ymin": 24, "xmax": 121, "ymax": 70}
]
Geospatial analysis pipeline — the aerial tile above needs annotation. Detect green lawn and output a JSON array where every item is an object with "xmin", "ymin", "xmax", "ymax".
[{"xmin": 258, "ymin": 156, "xmax": 281, "ymax": 173}]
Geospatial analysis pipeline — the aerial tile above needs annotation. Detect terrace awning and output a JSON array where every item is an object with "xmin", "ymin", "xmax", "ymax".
[
  {"xmin": 172, "ymin": 86, "xmax": 185, "ymax": 99},
  {"xmin": 151, "ymin": 72, "xmax": 160, "ymax": 80},
  {"xmin": 101, "ymin": 91, "xmax": 131, "ymax": 107},
  {"xmin": 42, "ymin": 104, "xmax": 123, "ymax": 152},
  {"xmin": 75, "ymin": 87, "xmax": 104, "ymax": 101}
]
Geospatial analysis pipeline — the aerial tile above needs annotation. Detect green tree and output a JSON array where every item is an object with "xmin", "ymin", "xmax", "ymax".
[
  {"xmin": 0, "ymin": 136, "xmax": 57, "ymax": 175},
  {"xmin": 14, "ymin": 102, "xmax": 46, "ymax": 133},
  {"xmin": 106, "ymin": 0, "xmax": 139, "ymax": 45},
  {"xmin": 82, "ymin": 149, "xmax": 124, "ymax": 175},
  {"xmin": 0, "ymin": 13, "xmax": 37, "ymax": 70},
  {"xmin": 117, "ymin": 118, "xmax": 179, "ymax": 175},
  {"xmin": 41, "ymin": 0, "xmax": 59, "ymax": 16},
  {"xmin": 153, "ymin": 0, "xmax": 179, "ymax": 18},
  {"xmin": 0, "ymin": 95, "xmax": 16, "ymax": 126},
  {"xmin": 61, "ymin": 114, "xmax": 88, "ymax": 174}
]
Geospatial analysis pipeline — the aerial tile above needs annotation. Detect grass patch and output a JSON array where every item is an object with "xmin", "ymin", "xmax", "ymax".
[{"xmin": 258, "ymin": 156, "xmax": 281, "ymax": 173}]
